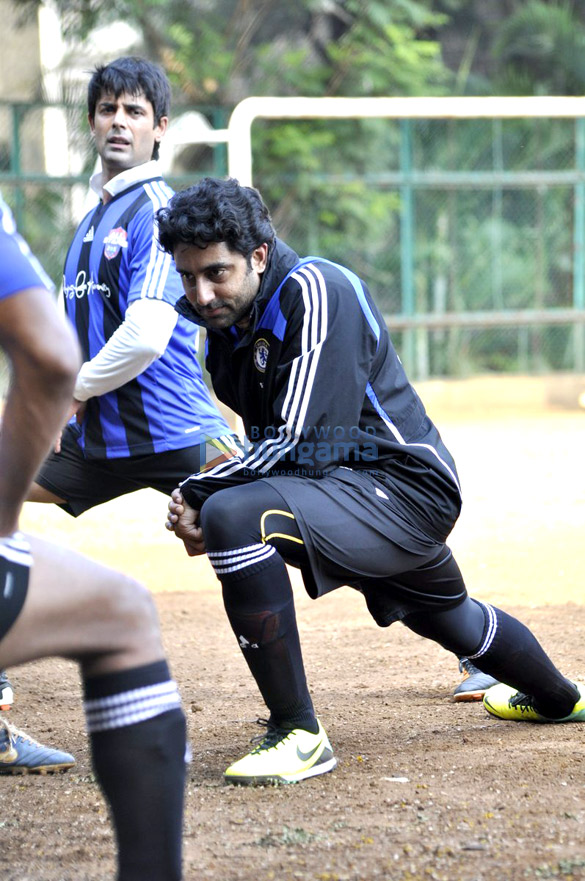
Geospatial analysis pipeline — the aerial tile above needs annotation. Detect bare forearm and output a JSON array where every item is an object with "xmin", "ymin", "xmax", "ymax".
[
  {"xmin": 0, "ymin": 375, "xmax": 72, "ymax": 521},
  {"xmin": 0, "ymin": 289, "xmax": 79, "ymax": 532}
]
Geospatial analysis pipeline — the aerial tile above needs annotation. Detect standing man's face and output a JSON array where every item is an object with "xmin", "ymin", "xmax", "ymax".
[
  {"xmin": 89, "ymin": 90, "xmax": 167, "ymax": 183},
  {"xmin": 173, "ymin": 241, "xmax": 268, "ymax": 330}
]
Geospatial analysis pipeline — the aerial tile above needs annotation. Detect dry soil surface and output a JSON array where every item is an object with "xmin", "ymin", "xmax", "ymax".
[{"xmin": 2, "ymin": 395, "xmax": 584, "ymax": 881}]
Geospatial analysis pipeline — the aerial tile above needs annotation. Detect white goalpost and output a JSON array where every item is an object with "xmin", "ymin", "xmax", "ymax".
[
  {"xmin": 225, "ymin": 95, "xmax": 585, "ymax": 185},
  {"xmin": 220, "ymin": 95, "xmax": 585, "ymax": 379}
]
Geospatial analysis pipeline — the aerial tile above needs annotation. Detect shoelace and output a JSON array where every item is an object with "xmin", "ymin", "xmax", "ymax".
[
  {"xmin": 0, "ymin": 719, "xmax": 41, "ymax": 748},
  {"xmin": 459, "ymin": 658, "xmax": 480, "ymax": 678},
  {"xmin": 250, "ymin": 718, "xmax": 292, "ymax": 752},
  {"xmin": 509, "ymin": 692, "xmax": 535, "ymax": 712}
]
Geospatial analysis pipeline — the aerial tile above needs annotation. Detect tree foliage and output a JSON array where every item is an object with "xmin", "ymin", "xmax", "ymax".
[
  {"xmin": 30, "ymin": 0, "xmax": 460, "ymax": 281},
  {"xmin": 13, "ymin": 0, "xmax": 456, "ymax": 103},
  {"xmin": 8, "ymin": 0, "xmax": 585, "ymax": 377},
  {"xmin": 492, "ymin": 0, "xmax": 585, "ymax": 95}
]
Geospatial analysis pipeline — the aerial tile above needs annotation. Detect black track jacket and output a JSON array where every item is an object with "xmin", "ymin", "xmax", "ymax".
[{"xmin": 175, "ymin": 239, "xmax": 463, "ymax": 541}]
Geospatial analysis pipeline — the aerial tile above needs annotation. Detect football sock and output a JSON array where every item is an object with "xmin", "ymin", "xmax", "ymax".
[
  {"xmin": 216, "ymin": 552, "xmax": 318, "ymax": 734},
  {"xmin": 83, "ymin": 660, "xmax": 186, "ymax": 881},
  {"xmin": 469, "ymin": 603, "xmax": 579, "ymax": 718},
  {"xmin": 403, "ymin": 598, "xmax": 578, "ymax": 718},
  {"xmin": 403, "ymin": 595, "xmax": 486, "ymax": 655},
  {"xmin": 201, "ymin": 484, "xmax": 318, "ymax": 734}
]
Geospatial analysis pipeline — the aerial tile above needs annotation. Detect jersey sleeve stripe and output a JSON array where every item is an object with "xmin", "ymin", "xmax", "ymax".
[
  {"xmin": 0, "ymin": 194, "xmax": 15, "ymax": 233},
  {"xmin": 179, "ymin": 266, "xmax": 329, "ymax": 486},
  {"xmin": 141, "ymin": 182, "xmax": 175, "ymax": 300},
  {"xmin": 282, "ymin": 266, "xmax": 326, "ymax": 430},
  {"xmin": 230, "ymin": 263, "xmax": 327, "ymax": 473}
]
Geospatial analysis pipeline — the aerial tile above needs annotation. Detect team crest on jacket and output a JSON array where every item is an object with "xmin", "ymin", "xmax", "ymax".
[
  {"xmin": 254, "ymin": 338, "xmax": 270, "ymax": 372},
  {"xmin": 103, "ymin": 227, "xmax": 128, "ymax": 260}
]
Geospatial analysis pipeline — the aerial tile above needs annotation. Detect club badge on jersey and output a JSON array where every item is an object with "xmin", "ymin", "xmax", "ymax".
[
  {"xmin": 103, "ymin": 227, "xmax": 128, "ymax": 260},
  {"xmin": 254, "ymin": 338, "xmax": 270, "ymax": 373}
]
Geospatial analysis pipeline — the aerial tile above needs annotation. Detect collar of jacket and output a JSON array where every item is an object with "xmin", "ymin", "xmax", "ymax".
[{"xmin": 174, "ymin": 238, "xmax": 300, "ymax": 338}]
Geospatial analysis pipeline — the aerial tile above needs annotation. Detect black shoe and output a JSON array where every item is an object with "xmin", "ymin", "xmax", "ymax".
[{"xmin": 453, "ymin": 658, "xmax": 499, "ymax": 702}]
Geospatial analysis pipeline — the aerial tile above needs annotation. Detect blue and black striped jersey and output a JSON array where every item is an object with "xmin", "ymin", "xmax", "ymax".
[{"xmin": 63, "ymin": 174, "xmax": 230, "ymax": 459}]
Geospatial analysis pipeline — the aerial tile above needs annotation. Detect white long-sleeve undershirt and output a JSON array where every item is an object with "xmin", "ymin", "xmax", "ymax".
[{"xmin": 73, "ymin": 297, "xmax": 180, "ymax": 401}]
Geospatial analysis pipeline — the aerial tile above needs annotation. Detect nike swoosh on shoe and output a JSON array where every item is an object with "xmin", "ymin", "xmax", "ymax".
[{"xmin": 296, "ymin": 740, "xmax": 323, "ymax": 762}]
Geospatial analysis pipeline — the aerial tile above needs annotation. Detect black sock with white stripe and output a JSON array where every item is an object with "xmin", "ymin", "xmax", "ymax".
[
  {"xmin": 83, "ymin": 660, "xmax": 186, "ymax": 881},
  {"xmin": 214, "ymin": 547, "xmax": 318, "ymax": 734},
  {"xmin": 470, "ymin": 603, "xmax": 578, "ymax": 718}
]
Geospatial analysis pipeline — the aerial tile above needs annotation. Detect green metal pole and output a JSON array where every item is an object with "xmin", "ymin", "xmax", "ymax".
[
  {"xmin": 399, "ymin": 118, "xmax": 416, "ymax": 375},
  {"xmin": 574, "ymin": 117, "xmax": 585, "ymax": 371},
  {"xmin": 492, "ymin": 118, "xmax": 504, "ymax": 310},
  {"xmin": 212, "ymin": 107, "xmax": 228, "ymax": 178},
  {"xmin": 11, "ymin": 104, "xmax": 24, "ymax": 229}
]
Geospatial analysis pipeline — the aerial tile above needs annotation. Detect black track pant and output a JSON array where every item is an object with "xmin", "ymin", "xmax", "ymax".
[{"xmin": 201, "ymin": 480, "xmax": 578, "ymax": 724}]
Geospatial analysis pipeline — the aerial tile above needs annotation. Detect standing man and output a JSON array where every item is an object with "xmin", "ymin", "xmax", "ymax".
[
  {"xmin": 28, "ymin": 56, "xmax": 233, "ymax": 512},
  {"xmin": 158, "ymin": 177, "xmax": 584, "ymax": 786},
  {"xmin": 0, "ymin": 190, "xmax": 185, "ymax": 879},
  {"xmin": 3, "ymin": 55, "xmax": 232, "ymax": 768}
]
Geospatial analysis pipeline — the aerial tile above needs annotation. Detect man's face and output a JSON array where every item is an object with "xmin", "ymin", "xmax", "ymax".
[
  {"xmin": 173, "ymin": 241, "xmax": 268, "ymax": 330},
  {"xmin": 89, "ymin": 90, "xmax": 167, "ymax": 181}
]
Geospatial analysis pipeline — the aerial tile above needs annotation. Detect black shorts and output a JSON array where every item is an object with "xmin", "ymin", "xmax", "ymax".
[
  {"xmin": 35, "ymin": 423, "xmax": 220, "ymax": 517},
  {"xmin": 0, "ymin": 534, "xmax": 32, "ymax": 641},
  {"xmin": 264, "ymin": 466, "xmax": 467, "ymax": 625}
]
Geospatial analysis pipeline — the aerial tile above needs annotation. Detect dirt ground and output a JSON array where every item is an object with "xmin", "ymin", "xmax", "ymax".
[{"xmin": 2, "ymin": 379, "xmax": 585, "ymax": 881}]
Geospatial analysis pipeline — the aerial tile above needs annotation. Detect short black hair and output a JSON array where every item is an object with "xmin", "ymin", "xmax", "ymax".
[
  {"xmin": 157, "ymin": 177, "xmax": 276, "ymax": 261},
  {"xmin": 88, "ymin": 56, "xmax": 171, "ymax": 160}
]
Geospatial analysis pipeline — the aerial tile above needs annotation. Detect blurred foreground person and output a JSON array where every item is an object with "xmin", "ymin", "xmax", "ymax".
[{"xmin": 0, "ymin": 191, "xmax": 185, "ymax": 879}]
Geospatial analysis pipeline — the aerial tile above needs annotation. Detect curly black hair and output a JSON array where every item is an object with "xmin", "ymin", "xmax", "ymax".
[{"xmin": 157, "ymin": 177, "xmax": 275, "ymax": 262}]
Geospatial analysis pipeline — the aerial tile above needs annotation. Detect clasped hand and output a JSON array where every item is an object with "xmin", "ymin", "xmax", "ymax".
[{"xmin": 166, "ymin": 488, "xmax": 206, "ymax": 556}]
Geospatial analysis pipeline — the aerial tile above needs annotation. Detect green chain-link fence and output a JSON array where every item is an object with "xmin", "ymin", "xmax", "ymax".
[
  {"xmin": 2, "ymin": 101, "xmax": 585, "ymax": 381},
  {"xmin": 0, "ymin": 99, "xmax": 229, "ymax": 280},
  {"xmin": 252, "ymin": 114, "xmax": 585, "ymax": 380}
]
